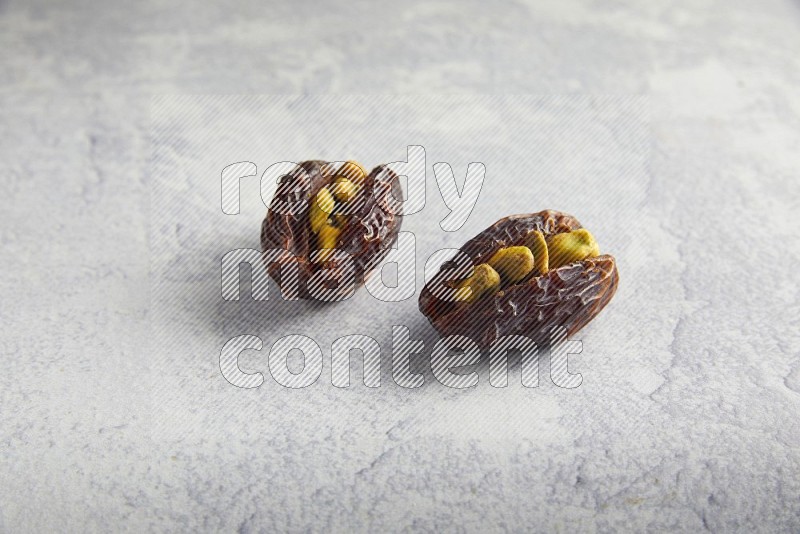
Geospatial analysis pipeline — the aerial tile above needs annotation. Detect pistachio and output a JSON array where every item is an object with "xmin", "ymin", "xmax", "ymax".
[
  {"xmin": 487, "ymin": 246, "xmax": 534, "ymax": 285},
  {"xmin": 310, "ymin": 187, "xmax": 335, "ymax": 234},
  {"xmin": 546, "ymin": 228, "xmax": 600, "ymax": 269},
  {"xmin": 338, "ymin": 160, "xmax": 366, "ymax": 187},
  {"xmin": 524, "ymin": 230, "xmax": 549, "ymax": 275},
  {"xmin": 330, "ymin": 177, "xmax": 357, "ymax": 202},
  {"xmin": 315, "ymin": 222, "xmax": 342, "ymax": 262},
  {"xmin": 455, "ymin": 263, "xmax": 501, "ymax": 303},
  {"xmin": 317, "ymin": 221, "xmax": 341, "ymax": 248}
]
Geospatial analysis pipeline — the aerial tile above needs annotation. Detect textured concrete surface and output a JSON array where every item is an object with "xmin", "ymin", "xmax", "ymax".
[{"xmin": 2, "ymin": 0, "xmax": 800, "ymax": 532}]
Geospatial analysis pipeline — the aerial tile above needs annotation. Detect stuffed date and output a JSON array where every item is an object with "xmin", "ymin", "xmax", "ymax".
[
  {"xmin": 419, "ymin": 210, "xmax": 619, "ymax": 347},
  {"xmin": 261, "ymin": 160, "xmax": 403, "ymax": 300}
]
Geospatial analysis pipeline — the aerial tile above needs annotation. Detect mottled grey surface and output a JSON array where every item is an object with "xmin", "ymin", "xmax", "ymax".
[{"xmin": 2, "ymin": 0, "xmax": 800, "ymax": 532}]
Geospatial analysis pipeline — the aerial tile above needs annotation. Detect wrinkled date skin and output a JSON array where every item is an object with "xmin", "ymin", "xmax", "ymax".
[
  {"xmin": 261, "ymin": 160, "xmax": 403, "ymax": 299},
  {"xmin": 419, "ymin": 210, "xmax": 619, "ymax": 347}
]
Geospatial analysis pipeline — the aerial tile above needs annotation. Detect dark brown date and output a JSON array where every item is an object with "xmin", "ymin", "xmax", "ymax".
[
  {"xmin": 418, "ymin": 210, "xmax": 619, "ymax": 347},
  {"xmin": 261, "ymin": 160, "xmax": 403, "ymax": 300}
]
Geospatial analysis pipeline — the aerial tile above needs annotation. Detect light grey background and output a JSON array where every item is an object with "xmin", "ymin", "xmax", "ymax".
[{"xmin": 2, "ymin": 1, "xmax": 800, "ymax": 532}]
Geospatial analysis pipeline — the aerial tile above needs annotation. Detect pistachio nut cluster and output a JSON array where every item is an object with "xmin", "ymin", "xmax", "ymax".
[
  {"xmin": 308, "ymin": 161, "xmax": 366, "ymax": 261},
  {"xmin": 454, "ymin": 228, "xmax": 600, "ymax": 303}
]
